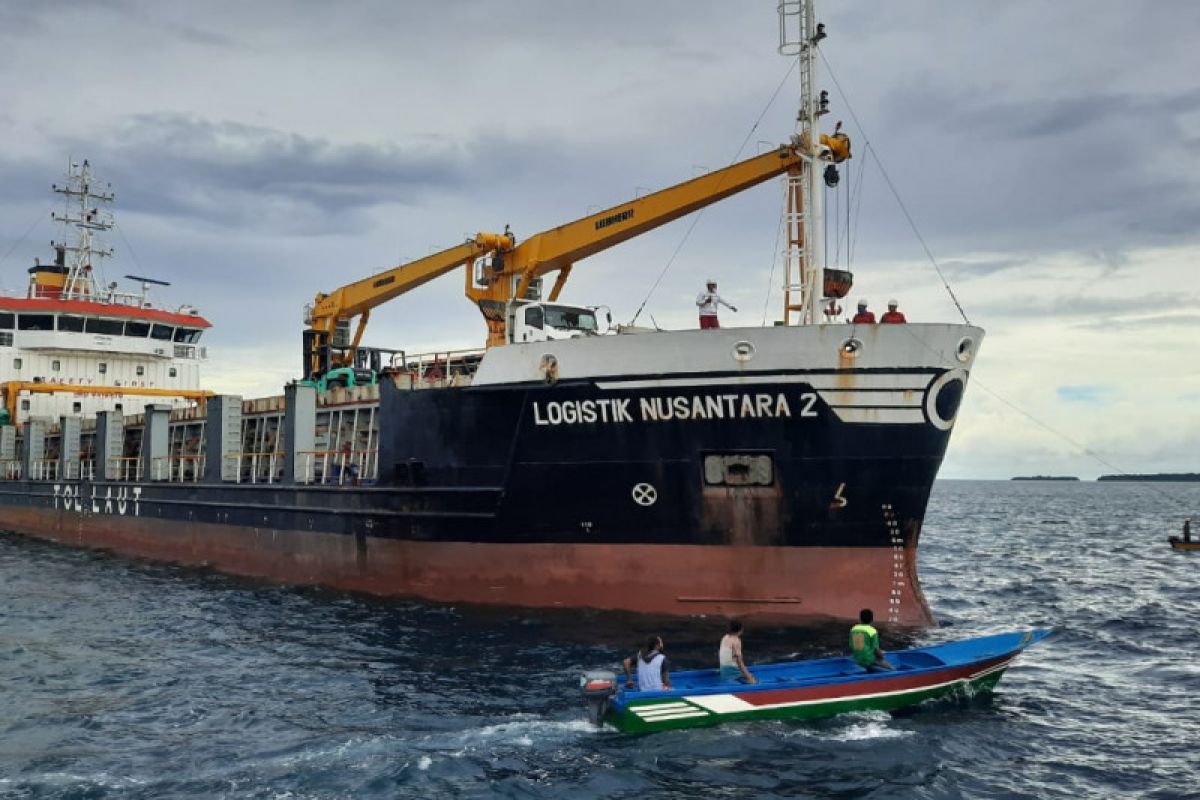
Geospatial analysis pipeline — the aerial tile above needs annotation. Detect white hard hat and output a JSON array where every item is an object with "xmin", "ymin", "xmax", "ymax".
[
  {"xmin": 857, "ymin": 298, "xmax": 868, "ymax": 308},
  {"xmin": 888, "ymin": 299, "xmax": 898, "ymax": 307},
  {"xmin": 706, "ymin": 278, "xmax": 717, "ymax": 284}
]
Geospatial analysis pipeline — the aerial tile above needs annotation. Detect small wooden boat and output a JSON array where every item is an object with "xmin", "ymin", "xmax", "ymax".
[
  {"xmin": 581, "ymin": 629, "xmax": 1050, "ymax": 733},
  {"xmin": 1168, "ymin": 536, "xmax": 1200, "ymax": 550}
]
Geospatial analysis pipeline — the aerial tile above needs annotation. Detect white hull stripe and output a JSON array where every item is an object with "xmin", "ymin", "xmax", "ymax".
[
  {"xmin": 594, "ymin": 373, "xmax": 936, "ymax": 392},
  {"xmin": 827, "ymin": 407, "xmax": 925, "ymax": 424},
  {"xmin": 595, "ymin": 375, "xmax": 934, "ymax": 425}
]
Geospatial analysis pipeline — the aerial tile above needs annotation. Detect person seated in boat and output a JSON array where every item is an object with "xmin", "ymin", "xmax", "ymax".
[
  {"xmin": 880, "ymin": 299, "xmax": 907, "ymax": 324},
  {"xmin": 851, "ymin": 299, "xmax": 876, "ymax": 324},
  {"xmin": 850, "ymin": 609, "xmax": 893, "ymax": 672},
  {"xmin": 623, "ymin": 635, "xmax": 672, "ymax": 692},
  {"xmin": 718, "ymin": 619, "xmax": 757, "ymax": 685}
]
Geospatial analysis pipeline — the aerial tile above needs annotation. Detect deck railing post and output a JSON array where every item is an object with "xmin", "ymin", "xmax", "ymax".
[
  {"xmin": 94, "ymin": 410, "xmax": 124, "ymax": 481},
  {"xmin": 59, "ymin": 415, "xmax": 82, "ymax": 483},
  {"xmin": 21, "ymin": 418, "xmax": 47, "ymax": 483},
  {"xmin": 141, "ymin": 404, "xmax": 172, "ymax": 482},
  {"xmin": 204, "ymin": 395, "xmax": 243, "ymax": 484},
  {"xmin": 0, "ymin": 427, "xmax": 16, "ymax": 476},
  {"xmin": 282, "ymin": 383, "xmax": 315, "ymax": 486}
]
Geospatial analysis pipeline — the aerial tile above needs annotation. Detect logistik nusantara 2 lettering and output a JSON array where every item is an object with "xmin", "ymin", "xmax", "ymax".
[{"xmin": 531, "ymin": 392, "xmax": 817, "ymax": 426}]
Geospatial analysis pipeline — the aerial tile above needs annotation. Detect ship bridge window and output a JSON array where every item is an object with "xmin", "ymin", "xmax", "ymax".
[
  {"xmin": 544, "ymin": 305, "xmax": 597, "ymax": 332},
  {"xmin": 150, "ymin": 324, "xmax": 173, "ymax": 341},
  {"xmin": 173, "ymin": 328, "xmax": 202, "ymax": 344},
  {"xmin": 57, "ymin": 315, "xmax": 85, "ymax": 332},
  {"xmin": 0, "ymin": 313, "xmax": 14, "ymax": 329},
  {"xmin": 524, "ymin": 306, "xmax": 543, "ymax": 330},
  {"xmin": 0, "ymin": 332, "xmax": 11, "ymax": 347},
  {"xmin": 85, "ymin": 318, "xmax": 125, "ymax": 336},
  {"xmin": 124, "ymin": 321, "xmax": 150, "ymax": 337},
  {"xmin": 17, "ymin": 314, "xmax": 53, "ymax": 331}
]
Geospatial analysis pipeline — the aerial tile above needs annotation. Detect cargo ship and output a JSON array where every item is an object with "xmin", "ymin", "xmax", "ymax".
[{"xmin": 0, "ymin": 1, "xmax": 981, "ymax": 626}]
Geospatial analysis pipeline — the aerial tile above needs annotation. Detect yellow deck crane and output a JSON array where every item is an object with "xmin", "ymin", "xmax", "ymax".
[{"xmin": 302, "ymin": 131, "xmax": 850, "ymax": 379}]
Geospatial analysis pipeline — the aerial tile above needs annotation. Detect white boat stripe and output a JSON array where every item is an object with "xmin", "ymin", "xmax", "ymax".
[
  {"xmin": 683, "ymin": 664, "xmax": 1013, "ymax": 715},
  {"xmin": 685, "ymin": 694, "xmax": 757, "ymax": 714},
  {"xmin": 630, "ymin": 702, "xmax": 693, "ymax": 712},
  {"xmin": 634, "ymin": 710, "xmax": 710, "ymax": 722},
  {"xmin": 631, "ymin": 707, "xmax": 701, "ymax": 718}
]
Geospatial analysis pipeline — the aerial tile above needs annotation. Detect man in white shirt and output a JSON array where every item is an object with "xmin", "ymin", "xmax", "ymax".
[{"xmin": 696, "ymin": 279, "xmax": 736, "ymax": 329}]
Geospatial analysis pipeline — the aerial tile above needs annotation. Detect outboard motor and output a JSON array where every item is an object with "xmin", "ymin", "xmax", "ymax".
[{"xmin": 580, "ymin": 670, "xmax": 617, "ymax": 726}]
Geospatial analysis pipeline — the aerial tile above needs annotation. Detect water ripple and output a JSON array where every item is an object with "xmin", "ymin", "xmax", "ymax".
[{"xmin": 2, "ymin": 480, "xmax": 1198, "ymax": 798}]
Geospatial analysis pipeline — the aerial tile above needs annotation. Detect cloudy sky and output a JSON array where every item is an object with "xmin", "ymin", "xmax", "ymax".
[{"xmin": 1, "ymin": 1, "xmax": 1197, "ymax": 480}]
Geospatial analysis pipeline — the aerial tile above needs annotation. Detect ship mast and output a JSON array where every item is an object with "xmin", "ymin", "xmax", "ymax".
[
  {"xmin": 778, "ymin": 0, "xmax": 843, "ymax": 326},
  {"xmin": 50, "ymin": 159, "xmax": 114, "ymax": 300}
]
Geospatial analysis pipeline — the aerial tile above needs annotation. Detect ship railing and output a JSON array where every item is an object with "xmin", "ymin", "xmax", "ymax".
[
  {"xmin": 401, "ymin": 348, "xmax": 484, "ymax": 390},
  {"xmin": 28, "ymin": 459, "xmax": 60, "ymax": 481},
  {"xmin": 53, "ymin": 460, "xmax": 92, "ymax": 481},
  {"xmin": 237, "ymin": 451, "xmax": 284, "ymax": 484},
  {"xmin": 298, "ymin": 449, "xmax": 378, "ymax": 486},
  {"xmin": 0, "ymin": 459, "xmax": 21, "ymax": 480},
  {"xmin": 152, "ymin": 455, "xmax": 206, "ymax": 482},
  {"xmin": 112, "ymin": 457, "xmax": 144, "ymax": 482}
]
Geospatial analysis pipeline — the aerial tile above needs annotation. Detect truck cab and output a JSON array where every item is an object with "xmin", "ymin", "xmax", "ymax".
[{"xmin": 507, "ymin": 301, "xmax": 608, "ymax": 344}]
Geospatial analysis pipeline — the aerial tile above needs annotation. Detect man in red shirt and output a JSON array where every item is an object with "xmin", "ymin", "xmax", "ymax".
[
  {"xmin": 880, "ymin": 299, "xmax": 907, "ymax": 324},
  {"xmin": 851, "ymin": 299, "xmax": 876, "ymax": 324}
]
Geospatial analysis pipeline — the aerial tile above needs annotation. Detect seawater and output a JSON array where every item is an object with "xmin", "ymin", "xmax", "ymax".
[{"xmin": 2, "ymin": 480, "xmax": 1198, "ymax": 799}]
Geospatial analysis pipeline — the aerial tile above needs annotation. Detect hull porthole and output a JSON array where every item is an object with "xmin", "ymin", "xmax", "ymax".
[{"xmin": 924, "ymin": 368, "xmax": 968, "ymax": 431}]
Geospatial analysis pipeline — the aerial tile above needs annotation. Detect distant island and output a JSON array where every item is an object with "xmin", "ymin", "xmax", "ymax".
[
  {"xmin": 1097, "ymin": 473, "xmax": 1200, "ymax": 482},
  {"xmin": 1011, "ymin": 476, "xmax": 1080, "ymax": 481}
]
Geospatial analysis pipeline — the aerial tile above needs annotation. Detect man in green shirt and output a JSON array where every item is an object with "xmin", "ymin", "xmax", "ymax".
[{"xmin": 849, "ymin": 608, "xmax": 893, "ymax": 672}]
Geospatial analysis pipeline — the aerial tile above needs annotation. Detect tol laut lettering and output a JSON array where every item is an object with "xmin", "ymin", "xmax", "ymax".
[{"xmin": 53, "ymin": 484, "xmax": 142, "ymax": 517}]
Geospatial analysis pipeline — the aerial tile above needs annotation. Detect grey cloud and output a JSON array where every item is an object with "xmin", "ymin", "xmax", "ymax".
[
  {"xmin": 938, "ymin": 257, "xmax": 1028, "ymax": 280},
  {"xmin": 1070, "ymin": 312, "xmax": 1200, "ymax": 332},
  {"xmin": 975, "ymin": 290, "xmax": 1191, "ymax": 320},
  {"xmin": 21, "ymin": 114, "xmax": 469, "ymax": 234}
]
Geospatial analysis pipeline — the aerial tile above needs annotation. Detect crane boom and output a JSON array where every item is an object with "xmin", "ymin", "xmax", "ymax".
[
  {"xmin": 304, "ymin": 135, "xmax": 820, "ymax": 371},
  {"xmin": 467, "ymin": 141, "xmax": 805, "ymax": 345},
  {"xmin": 304, "ymin": 231, "xmax": 512, "ymax": 378}
]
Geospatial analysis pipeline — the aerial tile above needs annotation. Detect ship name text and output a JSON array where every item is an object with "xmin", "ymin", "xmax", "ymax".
[{"xmin": 532, "ymin": 392, "xmax": 816, "ymax": 426}]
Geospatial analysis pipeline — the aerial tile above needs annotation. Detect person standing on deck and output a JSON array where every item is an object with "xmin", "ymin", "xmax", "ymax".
[
  {"xmin": 623, "ymin": 636, "xmax": 672, "ymax": 691},
  {"xmin": 851, "ymin": 299, "xmax": 876, "ymax": 324},
  {"xmin": 1185, "ymin": 518, "xmax": 1193, "ymax": 543},
  {"xmin": 719, "ymin": 620, "xmax": 757, "ymax": 684},
  {"xmin": 696, "ymin": 280, "xmax": 736, "ymax": 329},
  {"xmin": 850, "ymin": 609, "xmax": 893, "ymax": 672},
  {"xmin": 880, "ymin": 299, "xmax": 907, "ymax": 324}
]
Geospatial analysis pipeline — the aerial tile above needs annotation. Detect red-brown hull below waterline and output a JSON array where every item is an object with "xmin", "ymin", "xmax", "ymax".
[{"xmin": 0, "ymin": 508, "xmax": 936, "ymax": 626}]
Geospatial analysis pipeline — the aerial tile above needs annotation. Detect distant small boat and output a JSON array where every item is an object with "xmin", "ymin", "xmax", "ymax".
[
  {"xmin": 1168, "ymin": 537, "xmax": 1200, "ymax": 551},
  {"xmin": 581, "ymin": 629, "xmax": 1050, "ymax": 733}
]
